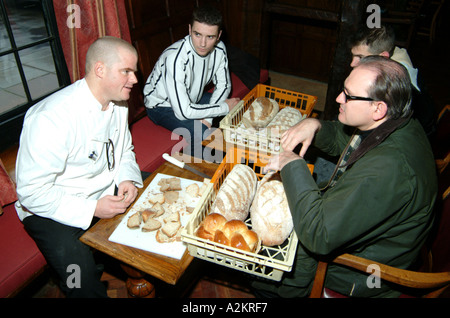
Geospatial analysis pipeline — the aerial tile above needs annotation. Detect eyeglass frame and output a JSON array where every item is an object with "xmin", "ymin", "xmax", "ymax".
[
  {"xmin": 341, "ymin": 90, "xmax": 375, "ymax": 103},
  {"xmin": 105, "ymin": 139, "xmax": 115, "ymax": 171}
]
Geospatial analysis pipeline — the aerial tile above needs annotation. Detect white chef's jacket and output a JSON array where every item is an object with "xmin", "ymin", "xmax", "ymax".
[{"xmin": 15, "ymin": 79, "xmax": 143, "ymax": 230}]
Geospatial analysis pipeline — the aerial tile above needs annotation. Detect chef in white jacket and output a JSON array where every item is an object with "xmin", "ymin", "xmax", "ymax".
[{"xmin": 15, "ymin": 36, "xmax": 143, "ymax": 298}]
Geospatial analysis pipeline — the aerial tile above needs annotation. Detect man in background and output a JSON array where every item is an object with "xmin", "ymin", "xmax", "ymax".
[{"xmin": 143, "ymin": 5, "xmax": 239, "ymax": 158}]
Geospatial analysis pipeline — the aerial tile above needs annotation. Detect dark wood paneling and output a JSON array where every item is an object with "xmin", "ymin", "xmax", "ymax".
[{"xmin": 261, "ymin": 0, "xmax": 340, "ymax": 82}]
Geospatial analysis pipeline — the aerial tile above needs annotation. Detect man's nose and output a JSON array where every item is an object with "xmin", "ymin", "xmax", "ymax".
[{"xmin": 336, "ymin": 91, "xmax": 345, "ymax": 104}]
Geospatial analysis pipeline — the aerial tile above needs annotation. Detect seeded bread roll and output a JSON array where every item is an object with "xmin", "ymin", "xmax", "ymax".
[
  {"xmin": 250, "ymin": 172, "xmax": 293, "ymax": 246},
  {"xmin": 242, "ymin": 97, "xmax": 279, "ymax": 129},
  {"xmin": 211, "ymin": 164, "xmax": 257, "ymax": 221}
]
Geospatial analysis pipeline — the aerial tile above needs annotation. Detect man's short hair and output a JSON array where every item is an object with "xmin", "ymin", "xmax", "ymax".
[
  {"xmin": 358, "ymin": 56, "xmax": 412, "ymax": 119},
  {"xmin": 191, "ymin": 5, "xmax": 223, "ymax": 29},
  {"xmin": 85, "ymin": 36, "xmax": 137, "ymax": 74},
  {"xmin": 351, "ymin": 25, "xmax": 396, "ymax": 57}
]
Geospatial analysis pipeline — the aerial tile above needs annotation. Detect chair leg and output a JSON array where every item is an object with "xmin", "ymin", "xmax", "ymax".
[{"xmin": 309, "ymin": 261, "xmax": 329, "ymax": 298}]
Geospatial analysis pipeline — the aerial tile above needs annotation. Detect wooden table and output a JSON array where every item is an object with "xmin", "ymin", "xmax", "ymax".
[{"xmin": 80, "ymin": 155, "xmax": 219, "ymax": 297}]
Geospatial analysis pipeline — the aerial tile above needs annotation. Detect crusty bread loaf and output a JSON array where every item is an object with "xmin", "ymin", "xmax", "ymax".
[
  {"xmin": 196, "ymin": 214, "xmax": 259, "ymax": 252},
  {"xmin": 211, "ymin": 164, "xmax": 257, "ymax": 221},
  {"xmin": 250, "ymin": 172, "xmax": 293, "ymax": 246},
  {"xmin": 242, "ymin": 97, "xmax": 279, "ymax": 129},
  {"xmin": 266, "ymin": 106, "xmax": 303, "ymax": 136}
]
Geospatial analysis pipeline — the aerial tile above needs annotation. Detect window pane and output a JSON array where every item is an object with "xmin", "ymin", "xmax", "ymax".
[
  {"xmin": 0, "ymin": 12, "xmax": 11, "ymax": 54},
  {"xmin": 5, "ymin": 0, "xmax": 48, "ymax": 47},
  {"xmin": 0, "ymin": 53, "xmax": 27, "ymax": 116},
  {"xmin": 20, "ymin": 42, "xmax": 59, "ymax": 100}
]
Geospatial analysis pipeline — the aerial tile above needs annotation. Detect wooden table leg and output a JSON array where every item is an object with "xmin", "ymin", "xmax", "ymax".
[{"xmin": 120, "ymin": 264, "xmax": 156, "ymax": 298}]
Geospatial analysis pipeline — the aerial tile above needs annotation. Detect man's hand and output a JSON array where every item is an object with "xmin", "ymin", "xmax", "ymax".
[
  {"xmin": 263, "ymin": 151, "xmax": 302, "ymax": 173},
  {"xmin": 281, "ymin": 118, "xmax": 322, "ymax": 157},
  {"xmin": 225, "ymin": 97, "xmax": 240, "ymax": 111},
  {"xmin": 94, "ymin": 181, "xmax": 138, "ymax": 219},
  {"xmin": 117, "ymin": 180, "xmax": 139, "ymax": 205}
]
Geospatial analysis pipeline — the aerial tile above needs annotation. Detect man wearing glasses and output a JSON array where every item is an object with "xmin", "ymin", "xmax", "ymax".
[
  {"xmin": 15, "ymin": 37, "xmax": 143, "ymax": 297},
  {"xmin": 256, "ymin": 56, "xmax": 437, "ymax": 297}
]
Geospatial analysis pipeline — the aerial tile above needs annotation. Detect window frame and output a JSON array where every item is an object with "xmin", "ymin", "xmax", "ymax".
[{"xmin": 0, "ymin": 0, "xmax": 71, "ymax": 151}]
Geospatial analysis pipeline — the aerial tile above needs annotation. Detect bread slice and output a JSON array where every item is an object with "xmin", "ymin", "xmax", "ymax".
[
  {"xmin": 149, "ymin": 193, "xmax": 164, "ymax": 204},
  {"xmin": 186, "ymin": 183, "xmax": 200, "ymax": 197},
  {"xmin": 142, "ymin": 218, "xmax": 161, "ymax": 232},
  {"xmin": 164, "ymin": 211, "xmax": 180, "ymax": 223},
  {"xmin": 161, "ymin": 221, "xmax": 181, "ymax": 237},
  {"xmin": 158, "ymin": 177, "xmax": 182, "ymax": 191},
  {"xmin": 164, "ymin": 191, "xmax": 179, "ymax": 204},
  {"xmin": 127, "ymin": 212, "xmax": 142, "ymax": 229},
  {"xmin": 141, "ymin": 209, "xmax": 157, "ymax": 223},
  {"xmin": 149, "ymin": 202, "xmax": 165, "ymax": 217}
]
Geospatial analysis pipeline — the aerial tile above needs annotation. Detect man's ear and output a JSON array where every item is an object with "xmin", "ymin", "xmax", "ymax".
[
  {"xmin": 188, "ymin": 24, "xmax": 192, "ymax": 35},
  {"xmin": 217, "ymin": 30, "xmax": 222, "ymax": 42},
  {"xmin": 372, "ymin": 101, "xmax": 388, "ymax": 121},
  {"xmin": 379, "ymin": 51, "xmax": 390, "ymax": 58},
  {"xmin": 94, "ymin": 61, "xmax": 105, "ymax": 78}
]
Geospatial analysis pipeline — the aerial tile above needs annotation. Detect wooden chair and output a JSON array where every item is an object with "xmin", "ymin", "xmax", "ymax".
[
  {"xmin": 309, "ymin": 249, "xmax": 450, "ymax": 298},
  {"xmin": 434, "ymin": 105, "xmax": 450, "ymax": 174}
]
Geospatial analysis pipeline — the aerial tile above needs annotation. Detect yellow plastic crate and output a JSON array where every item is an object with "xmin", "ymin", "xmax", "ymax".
[
  {"xmin": 181, "ymin": 147, "xmax": 314, "ymax": 281},
  {"xmin": 219, "ymin": 84, "xmax": 318, "ymax": 153}
]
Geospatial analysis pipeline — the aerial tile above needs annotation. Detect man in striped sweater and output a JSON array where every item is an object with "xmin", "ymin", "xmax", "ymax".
[{"xmin": 143, "ymin": 6, "xmax": 240, "ymax": 158}]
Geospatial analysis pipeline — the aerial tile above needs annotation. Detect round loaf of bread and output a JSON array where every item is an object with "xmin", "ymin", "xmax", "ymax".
[
  {"xmin": 242, "ymin": 97, "xmax": 279, "ymax": 129},
  {"xmin": 211, "ymin": 164, "xmax": 257, "ymax": 221},
  {"xmin": 266, "ymin": 106, "xmax": 303, "ymax": 136},
  {"xmin": 250, "ymin": 172, "xmax": 293, "ymax": 246}
]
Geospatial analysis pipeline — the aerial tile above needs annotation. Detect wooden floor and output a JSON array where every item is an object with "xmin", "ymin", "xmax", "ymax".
[{"xmin": 25, "ymin": 256, "xmax": 257, "ymax": 298}]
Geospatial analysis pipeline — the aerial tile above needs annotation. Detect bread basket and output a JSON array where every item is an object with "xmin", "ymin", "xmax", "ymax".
[
  {"xmin": 219, "ymin": 84, "xmax": 317, "ymax": 154},
  {"xmin": 181, "ymin": 147, "xmax": 314, "ymax": 281}
]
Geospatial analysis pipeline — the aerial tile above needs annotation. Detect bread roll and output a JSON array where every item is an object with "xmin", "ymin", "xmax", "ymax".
[
  {"xmin": 196, "ymin": 215, "xmax": 259, "ymax": 252},
  {"xmin": 242, "ymin": 97, "xmax": 279, "ymax": 129},
  {"xmin": 250, "ymin": 172, "xmax": 293, "ymax": 246},
  {"xmin": 266, "ymin": 106, "xmax": 303, "ymax": 136},
  {"xmin": 211, "ymin": 164, "xmax": 257, "ymax": 221}
]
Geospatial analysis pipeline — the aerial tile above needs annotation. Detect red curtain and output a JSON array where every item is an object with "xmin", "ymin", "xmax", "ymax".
[{"xmin": 52, "ymin": 0, "xmax": 132, "ymax": 82}]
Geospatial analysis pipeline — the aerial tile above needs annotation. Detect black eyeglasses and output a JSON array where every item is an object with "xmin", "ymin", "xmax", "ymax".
[
  {"xmin": 105, "ymin": 139, "xmax": 115, "ymax": 171},
  {"xmin": 342, "ymin": 90, "xmax": 375, "ymax": 103}
]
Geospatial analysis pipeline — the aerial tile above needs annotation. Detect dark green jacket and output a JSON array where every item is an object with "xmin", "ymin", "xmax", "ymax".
[{"xmin": 262, "ymin": 118, "xmax": 437, "ymax": 297}]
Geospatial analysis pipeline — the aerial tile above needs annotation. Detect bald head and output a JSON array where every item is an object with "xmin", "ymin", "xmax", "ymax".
[{"xmin": 85, "ymin": 36, "xmax": 137, "ymax": 75}]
